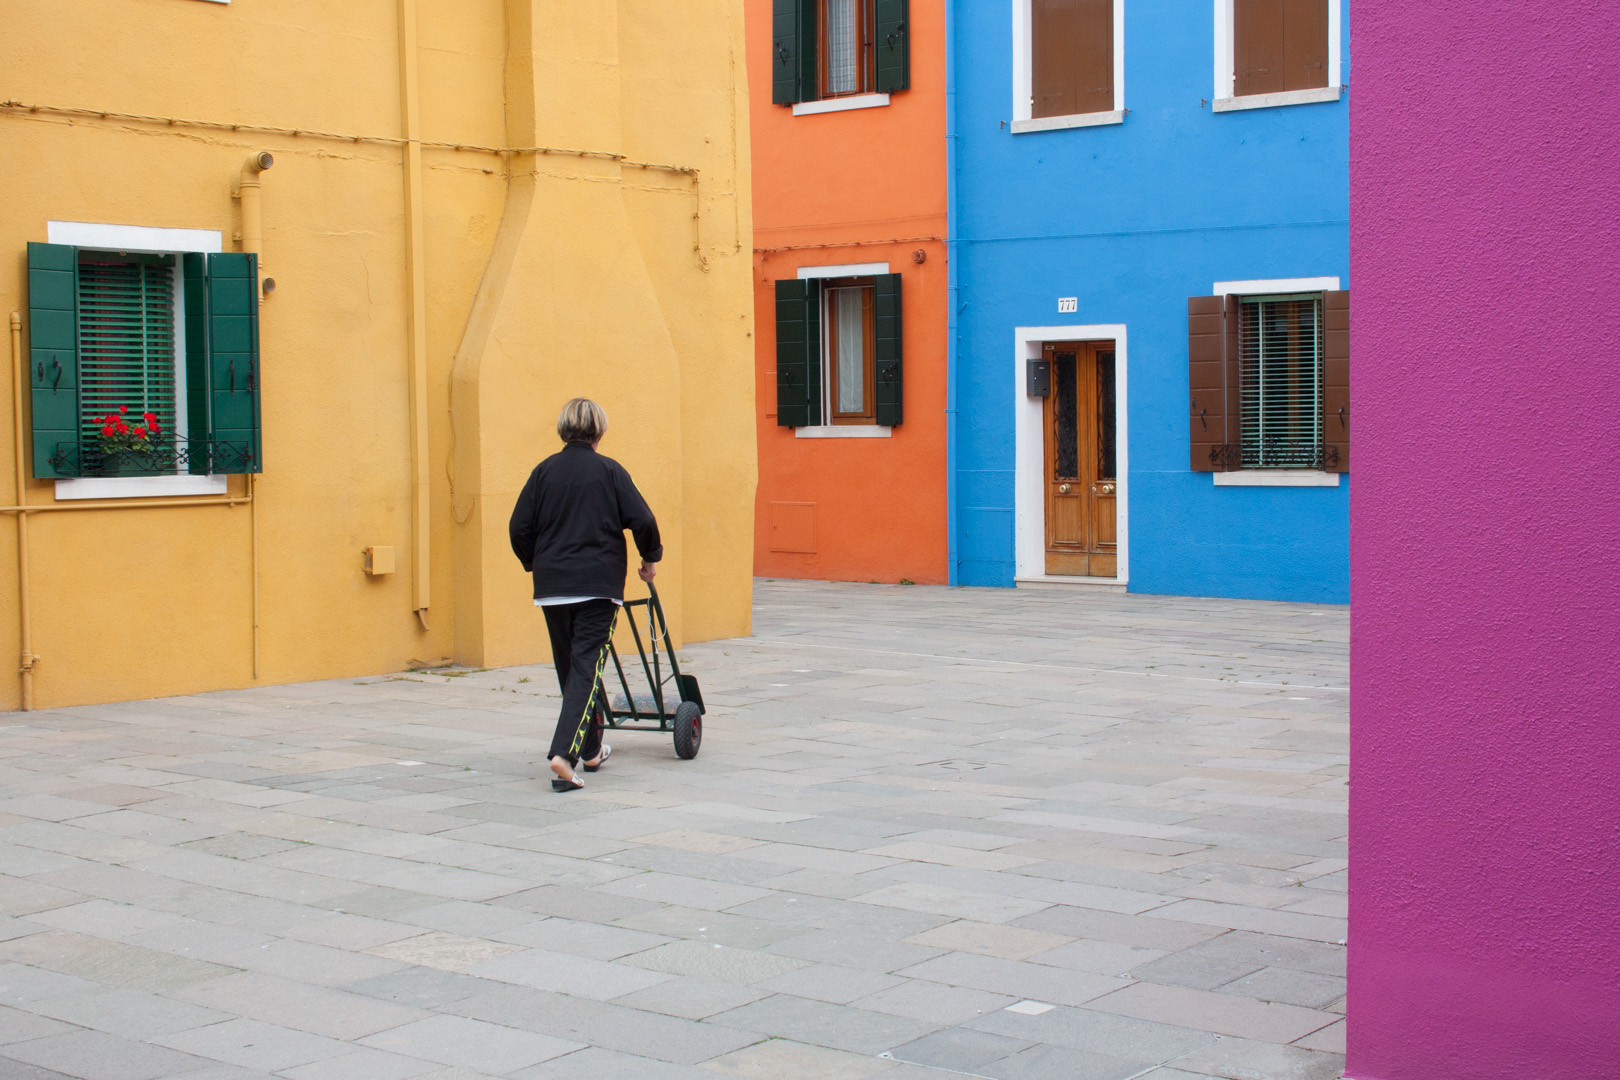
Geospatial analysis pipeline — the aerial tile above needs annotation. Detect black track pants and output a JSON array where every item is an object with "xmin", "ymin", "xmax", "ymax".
[{"xmin": 542, "ymin": 599, "xmax": 617, "ymax": 765}]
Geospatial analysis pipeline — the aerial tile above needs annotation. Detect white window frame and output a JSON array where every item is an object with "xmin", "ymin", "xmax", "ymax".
[
  {"xmin": 1212, "ymin": 0, "xmax": 1342, "ymax": 112},
  {"xmin": 1212, "ymin": 275, "xmax": 1341, "ymax": 486},
  {"xmin": 45, "ymin": 221, "xmax": 229, "ymax": 500},
  {"xmin": 1011, "ymin": 0, "xmax": 1126, "ymax": 133},
  {"xmin": 793, "ymin": 262, "xmax": 893, "ymax": 438},
  {"xmin": 1013, "ymin": 322, "xmax": 1129, "ymax": 584}
]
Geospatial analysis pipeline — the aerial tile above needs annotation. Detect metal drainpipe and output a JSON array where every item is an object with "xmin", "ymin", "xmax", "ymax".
[
  {"xmin": 9, "ymin": 313, "xmax": 35, "ymax": 709},
  {"xmin": 237, "ymin": 151, "xmax": 272, "ymax": 677},
  {"xmin": 944, "ymin": 0, "xmax": 960, "ymax": 586},
  {"xmin": 399, "ymin": 0, "xmax": 432, "ymax": 633}
]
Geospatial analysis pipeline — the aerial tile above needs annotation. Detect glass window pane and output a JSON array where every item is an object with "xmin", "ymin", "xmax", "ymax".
[
  {"xmin": 1054, "ymin": 350, "xmax": 1079, "ymax": 478},
  {"xmin": 834, "ymin": 287, "xmax": 865, "ymax": 414},
  {"xmin": 826, "ymin": 0, "xmax": 860, "ymax": 94}
]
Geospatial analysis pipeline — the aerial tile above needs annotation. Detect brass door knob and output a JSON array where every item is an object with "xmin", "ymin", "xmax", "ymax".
[
  {"xmin": 1058, "ymin": 483, "xmax": 1071, "ymax": 494},
  {"xmin": 1093, "ymin": 482, "xmax": 1116, "ymax": 495}
]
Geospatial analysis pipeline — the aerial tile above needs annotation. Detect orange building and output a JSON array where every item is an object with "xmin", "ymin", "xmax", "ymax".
[{"xmin": 747, "ymin": 0, "xmax": 948, "ymax": 584}]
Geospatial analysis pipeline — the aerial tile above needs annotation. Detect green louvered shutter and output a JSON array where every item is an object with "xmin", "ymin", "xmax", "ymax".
[
  {"xmin": 26, "ymin": 243, "xmax": 81, "ymax": 478},
  {"xmin": 772, "ymin": 0, "xmax": 817, "ymax": 105},
  {"xmin": 77, "ymin": 253, "xmax": 177, "ymax": 477},
  {"xmin": 874, "ymin": 272, "xmax": 903, "ymax": 427},
  {"xmin": 182, "ymin": 254, "xmax": 211, "ymax": 475},
  {"xmin": 875, "ymin": 0, "xmax": 911, "ymax": 94},
  {"xmin": 205, "ymin": 253, "xmax": 261, "ymax": 473},
  {"xmin": 775, "ymin": 278, "xmax": 821, "ymax": 427}
]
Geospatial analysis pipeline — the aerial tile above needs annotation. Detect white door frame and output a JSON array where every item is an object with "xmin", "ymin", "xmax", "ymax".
[{"xmin": 1013, "ymin": 324, "xmax": 1129, "ymax": 584}]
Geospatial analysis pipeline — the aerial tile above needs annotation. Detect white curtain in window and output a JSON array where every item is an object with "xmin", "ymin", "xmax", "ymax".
[
  {"xmin": 835, "ymin": 288, "xmax": 865, "ymax": 414},
  {"xmin": 826, "ymin": 0, "xmax": 860, "ymax": 94}
]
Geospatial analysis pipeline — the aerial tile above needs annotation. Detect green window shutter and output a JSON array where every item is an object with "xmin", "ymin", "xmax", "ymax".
[
  {"xmin": 775, "ymin": 278, "xmax": 821, "ymax": 427},
  {"xmin": 26, "ymin": 242, "xmax": 81, "ymax": 478},
  {"xmin": 77, "ymin": 253, "xmax": 177, "ymax": 477},
  {"xmin": 182, "ymin": 254, "xmax": 210, "ymax": 475},
  {"xmin": 772, "ymin": 0, "xmax": 817, "ymax": 105},
  {"xmin": 1322, "ymin": 290, "xmax": 1348, "ymax": 472},
  {"xmin": 874, "ymin": 0, "xmax": 911, "ymax": 94},
  {"xmin": 873, "ymin": 272, "xmax": 903, "ymax": 427},
  {"xmin": 205, "ymin": 252, "xmax": 262, "ymax": 474}
]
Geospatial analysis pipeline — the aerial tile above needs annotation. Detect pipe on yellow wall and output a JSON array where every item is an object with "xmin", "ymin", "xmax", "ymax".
[
  {"xmin": 237, "ymin": 151, "xmax": 273, "ymax": 284},
  {"xmin": 398, "ymin": 0, "xmax": 431, "ymax": 633},
  {"xmin": 9, "ymin": 313, "xmax": 35, "ymax": 710},
  {"xmin": 236, "ymin": 151, "xmax": 272, "ymax": 676}
]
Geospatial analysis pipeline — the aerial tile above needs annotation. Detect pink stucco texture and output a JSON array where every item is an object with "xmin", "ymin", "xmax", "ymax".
[{"xmin": 1348, "ymin": 3, "xmax": 1620, "ymax": 1078}]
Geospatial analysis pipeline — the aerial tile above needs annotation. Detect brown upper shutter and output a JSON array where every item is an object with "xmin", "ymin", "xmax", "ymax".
[
  {"xmin": 1189, "ymin": 295, "xmax": 1240, "ymax": 472},
  {"xmin": 1234, "ymin": 0, "xmax": 1285, "ymax": 97},
  {"xmin": 1282, "ymin": 0, "xmax": 1328, "ymax": 91},
  {"xmin": 1236, "ymin": 0, "xmax": 1327, "ymax": 96},
  {"xmin": 1032, "ymin": 0, "xmax": 1114, "ymax": 119},
  {"xmin": 1322, "ymin": 290, "xmax": 1348, "ymax": 472}
]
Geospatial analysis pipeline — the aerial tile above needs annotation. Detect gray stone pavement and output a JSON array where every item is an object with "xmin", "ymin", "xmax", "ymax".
[{"xmin": 0, "ymin": 579, "xmax": 1347, "ymax": 1080}]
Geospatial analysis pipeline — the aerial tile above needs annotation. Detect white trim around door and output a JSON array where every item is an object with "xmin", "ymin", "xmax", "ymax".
[{"xmin": 1013, "ymin": 323, "xmax": 1128, "ymax": 585}]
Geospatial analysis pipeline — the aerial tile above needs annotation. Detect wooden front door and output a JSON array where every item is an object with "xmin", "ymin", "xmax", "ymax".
[{"xmin": 1043, "ymin": 341, "xmax": 1117, "ymax": 577}]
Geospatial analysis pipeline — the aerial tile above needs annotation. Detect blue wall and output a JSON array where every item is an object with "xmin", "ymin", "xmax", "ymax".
[{"xmin": 953, "ymin": 1, "xmax": 1350, "ymax": 603}]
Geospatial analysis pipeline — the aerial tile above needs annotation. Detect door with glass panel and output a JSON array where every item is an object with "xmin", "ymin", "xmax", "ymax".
[{"xmin": 1043, "ymin": 341, "xmax": 1117, "ymax": 577}]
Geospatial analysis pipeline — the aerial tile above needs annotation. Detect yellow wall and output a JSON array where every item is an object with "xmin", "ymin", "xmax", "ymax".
[{"xmin": 0, "ymin": 0, "xmax": 756, "ymax": 709}]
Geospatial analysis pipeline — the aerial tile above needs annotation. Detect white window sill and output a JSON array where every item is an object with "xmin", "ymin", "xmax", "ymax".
[
  {"xmin": 1010, "ymin": 110, "xmax": 1125, "ymax": 134},
  {"xmin": 1212, "ymin": 86, "xmax": 1341, "ymax": 112},
  {"xmin": 55, "ymin": 475, "xmax": 229, "ymax": 500},
  {"xmin": 793, "ymin": 425, "xmax": 891, "ymax": 439},
  {"xmin": 792, "ymin": 93, "xmax": 890, "ymax": 117},
  {"xmin": 1213, "ymin": 470, "xmax": 1340, "ymax": 487}
]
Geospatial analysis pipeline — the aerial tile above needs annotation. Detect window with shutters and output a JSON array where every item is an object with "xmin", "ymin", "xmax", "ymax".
[
  {"xmin": 775, "ymin": 268, "xmax": 902, "ymax": 433},
  {"xmin": 1012, "ymin": 0, "xmax": 1123, "ymax": 133},
  {"xmin": 1186, "ymin": 283, "xmax": 1347, "ymax": 480},
  {"xmin": 1213, "ymin": 0, "xmax": 1340, "ymax": 111},
  {"xmin": 1239, "ymin": 294, "xmax": 1322, "ymax": 468},
  {"xmin": 26, "ymin": 226, "xmax": 262, "ymax": 491},
  {"xmin": 772, "ymin": 0, "xmax": 909, "ymax": 112}
]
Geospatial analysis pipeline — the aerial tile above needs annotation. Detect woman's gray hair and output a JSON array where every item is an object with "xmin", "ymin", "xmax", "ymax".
[{"xmin": 557, "ymin": 398, "xmax": 609, "ymax": 444}]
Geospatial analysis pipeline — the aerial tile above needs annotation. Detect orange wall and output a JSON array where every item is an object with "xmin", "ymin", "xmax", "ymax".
[{"xmin": 746, "ymin": 0, "xmax": 949, "ymax": 585}]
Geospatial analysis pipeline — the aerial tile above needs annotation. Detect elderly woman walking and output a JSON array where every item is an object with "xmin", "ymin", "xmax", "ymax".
[{"xmin": 509, "ymin": 398, "xmax": 662, "ymax": 792}]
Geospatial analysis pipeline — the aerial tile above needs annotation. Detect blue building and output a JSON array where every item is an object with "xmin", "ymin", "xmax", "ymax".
[{"xmin": 949, "ymin": 0, "xmax": 1350, "ymax": 602}]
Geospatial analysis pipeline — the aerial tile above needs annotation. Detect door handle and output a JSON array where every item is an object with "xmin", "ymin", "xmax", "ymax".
[
  {"xmin": 1058, "ymin": 483, "xmax": 1071, "ymax": 494},
  {"xmin": 1092, "ymin": 482, "xmax": 1115, "ymax": 495}
]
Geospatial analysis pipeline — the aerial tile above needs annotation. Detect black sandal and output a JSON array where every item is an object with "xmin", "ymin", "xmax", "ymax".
[
  {"xmin": 583, "ymin": 745, "xmax": 612, "ymax": 773},
  {"xmin": 551, "ymin": 775, "xmax": 584, "ymax": 792}
]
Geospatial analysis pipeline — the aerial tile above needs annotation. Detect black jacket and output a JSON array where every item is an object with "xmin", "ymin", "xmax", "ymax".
[{"xmin": 509, "ymin": 443, "xmax": 663, "ymax": 602}]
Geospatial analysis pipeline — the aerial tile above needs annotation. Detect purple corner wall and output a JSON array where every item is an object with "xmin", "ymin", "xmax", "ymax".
[{"xmin": 1349, "ymin": 3, "xmax": 1620, "ymax": 1078}]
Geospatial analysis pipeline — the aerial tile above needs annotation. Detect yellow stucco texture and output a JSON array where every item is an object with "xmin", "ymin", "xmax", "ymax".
[{"xmin": 0, "ymin": 0, "xmax": 757, "ymax": 710}]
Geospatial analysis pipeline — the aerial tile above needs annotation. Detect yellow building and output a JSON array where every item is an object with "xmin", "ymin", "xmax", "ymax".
[{"xmin": 0, "ymin": 0, "xmax": 757, "ymax": 710}]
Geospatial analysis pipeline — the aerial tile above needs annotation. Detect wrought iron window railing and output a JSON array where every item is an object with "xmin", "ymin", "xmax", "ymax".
[{"xmin": 50, "ymin": 433, "xmax": 256, "ymax": 478}]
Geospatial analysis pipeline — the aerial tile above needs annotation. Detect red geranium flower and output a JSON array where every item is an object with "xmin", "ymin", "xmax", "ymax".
[{"xmin": 118, "ymin": 405, "xmax": 127, "ymax": 415}]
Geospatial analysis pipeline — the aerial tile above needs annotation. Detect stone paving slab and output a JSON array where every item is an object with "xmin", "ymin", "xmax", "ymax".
[{"xmin": 0, "ymin": 580, "xmax": 1346, "ymax": 1079}]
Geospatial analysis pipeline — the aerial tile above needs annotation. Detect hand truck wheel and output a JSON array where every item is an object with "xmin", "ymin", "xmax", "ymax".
[{"xmin": 673, "ymin": 701, "xmax": 702, "ymax": 760}]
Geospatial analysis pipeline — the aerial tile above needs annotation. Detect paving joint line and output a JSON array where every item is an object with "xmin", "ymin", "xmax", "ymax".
[{"xmin": 754, "ymin": 638, "xmax": 1349, "ymax": 692}]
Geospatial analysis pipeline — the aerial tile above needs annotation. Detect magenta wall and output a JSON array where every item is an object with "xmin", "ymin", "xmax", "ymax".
[{"xmin": 1349, "ymin": 3, "xmax": 1620, "ymax": 1078}]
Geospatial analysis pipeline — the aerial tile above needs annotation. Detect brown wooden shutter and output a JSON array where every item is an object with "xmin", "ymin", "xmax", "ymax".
[
  {"xmin": 1283, "ymin": 0, "xmax": 1329, "ymax": 91},
  {"xmin": 1234, "ymin": 0, "xmax": 1284, "ymax": 97},
  {"xmin": 1189, "ymin": 295, "xmax": 1238, "ymax": 472},
  {"xmin": 1322, "ymin": 289, "xmax": 1348, "ymax": 472},
  {"xmin": 1236, "ymin": 0, "xmax": 1327, "ymax": 96},
  {"xmin": 1032, "ymin": 0, "xmax": 1113, "ymax": 119}
]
